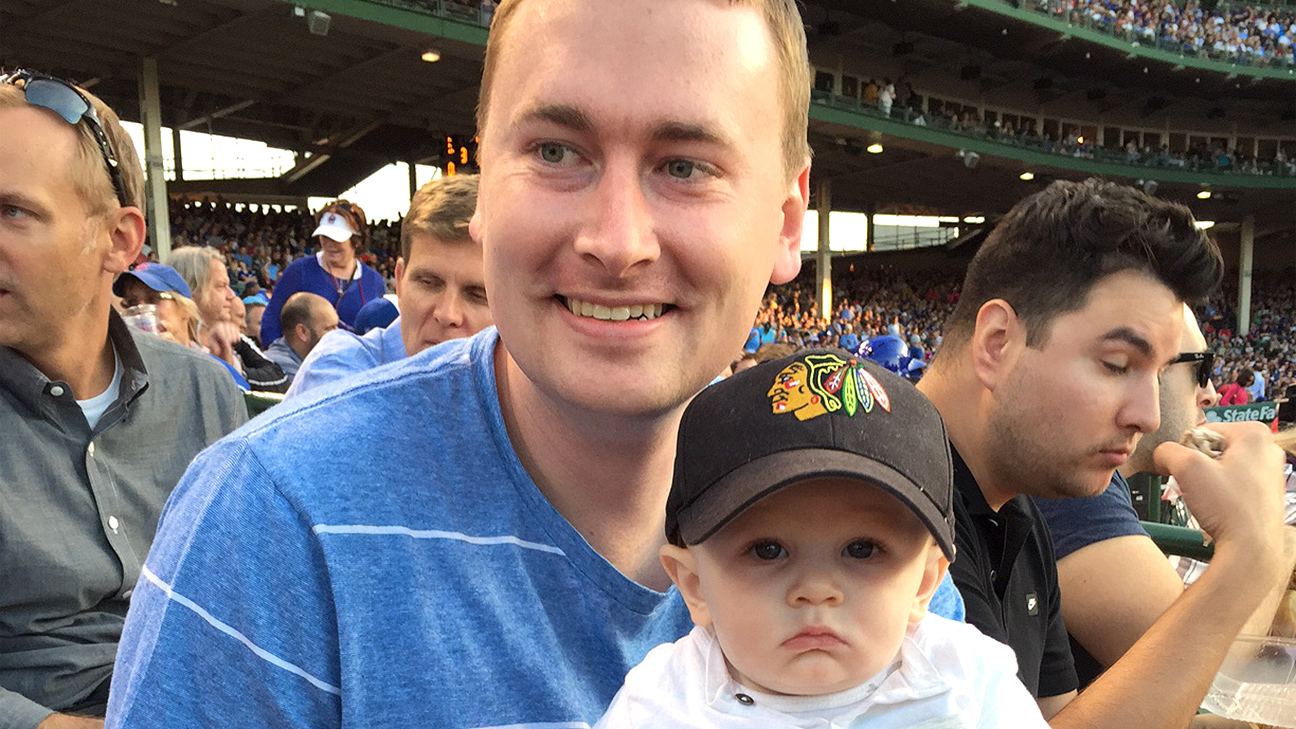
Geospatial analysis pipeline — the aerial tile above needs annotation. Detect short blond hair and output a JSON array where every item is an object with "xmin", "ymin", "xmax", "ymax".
[
  {"xmin": 476, "ymin": 0, "xmax": 811, "ymax": 179},
  {"xmin": 0, "ymin": 80, "xmax": 145, "ymax": 216},
  {"xmin": 401, "ymin": 174, "xmax": 478, "ymax": 260}
]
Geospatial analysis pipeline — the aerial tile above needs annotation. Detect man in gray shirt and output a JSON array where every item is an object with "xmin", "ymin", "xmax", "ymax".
[{"xmin": 0, "ymin": 71, "xmax": 247, "ymax": 729}]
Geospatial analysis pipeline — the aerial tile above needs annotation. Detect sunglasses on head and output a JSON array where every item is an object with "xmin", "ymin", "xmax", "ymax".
[
  {"xmin": 1, "ymin": 68, "xmax": 129, "ymax": 208},
  {"xmin": 1168, "ymin": 350, "xmax": 1215, "ymax": 389}
]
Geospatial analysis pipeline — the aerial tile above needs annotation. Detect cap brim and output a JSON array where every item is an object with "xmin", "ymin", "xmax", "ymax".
[
  {"xmin": 312, "ymin": 223, "xmax": 354, "ymax": 242},
  {"xmin": 676, "ymin": 448, "xmax": 955, "ymax": 561}
]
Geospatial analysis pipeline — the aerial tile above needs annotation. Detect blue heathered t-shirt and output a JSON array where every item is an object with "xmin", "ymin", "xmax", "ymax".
[
  {"xmin": 108, "ymin": 328, "xmax": 963, "ymax": 728},
  {"xmin": 285, "ymin": 317, "xmax": 407, "ymax": 399}
]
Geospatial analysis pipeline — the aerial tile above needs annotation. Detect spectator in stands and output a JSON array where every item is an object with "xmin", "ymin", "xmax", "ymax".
[
  {"xmin": 113, "ymin": 263, "xmax": 253, "ymax": 390},
  {"xmin": 0, "ymin": 69, "xmax": 246, "ymax": 729},
  {"xmin": 918, "ymin": 178, "xmax": 1288, "ymax": 725},
  {"xmin": 242, "ymin": 293, "xmax": 268, "ymax": 347},
  {"xmin": 259, "ymin": 200, "xmax": 385, "ymax": 345},
  {"xmin": 172, "ymin": 246, "xmax": 289, "ymax": 393},
  {"xmin": 104, "ymin": 3, "xmax": 953, "ymax": 726},
  {"xmin": 263, "ymin": 292, "xmax": 338, "ymax": 382},
  {"xmin": 352, "ymin": 296, "xmax": 398, "ymax": 335},
  {"xmin": 1219, "ymin": 367, "xmax": 1255, "ymax": 405},
  {"xmin": 286, "ymin": 175, "xmax": 488, "ymax": 397},
  {"xmin": 229, "ymin": 295, "xmax": 247, "ymax": 338},
  {"xmin": 1034, "ymin": 305, "xmax": 1296, "ymax": 695}
]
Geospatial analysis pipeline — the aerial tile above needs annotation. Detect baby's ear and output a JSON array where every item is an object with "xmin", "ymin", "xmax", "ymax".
[
  {"xmin": 660, "ymin": 544, "xmax": 711, "ymax": 628},
  {"xmin": 910, "ymin": 543, "xmax": 951, "ymax": 624}
]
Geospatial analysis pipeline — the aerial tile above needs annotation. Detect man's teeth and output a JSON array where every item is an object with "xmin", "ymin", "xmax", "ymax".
[{"xmin": 565, "ymin": 298, "xmax": 665, "ymax": 321}]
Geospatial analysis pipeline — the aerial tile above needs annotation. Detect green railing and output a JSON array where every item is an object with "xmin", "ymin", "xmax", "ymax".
[{"xmin": 811, "ymin": 90, "xmax": 1296, "ymax": 188}]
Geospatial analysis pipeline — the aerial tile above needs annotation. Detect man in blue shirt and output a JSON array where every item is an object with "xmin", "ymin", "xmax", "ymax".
[{"xmin": 107, "ymin": 4, "xmax": 952, "ymax": 729}]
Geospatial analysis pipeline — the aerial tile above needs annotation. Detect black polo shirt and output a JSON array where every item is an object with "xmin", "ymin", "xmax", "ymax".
[{"xmin": 949, "ymin": 447, "xmax": 1078, "ymax": 699}]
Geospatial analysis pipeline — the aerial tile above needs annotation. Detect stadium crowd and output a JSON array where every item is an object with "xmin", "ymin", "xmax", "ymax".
[
  {"xmin": 1029, "ymin": 0, "xmax": 1296, "ymax": 66},
  {"xmin": 157, "ymin": 197, "xmax": 1296, "ymax": 405}
]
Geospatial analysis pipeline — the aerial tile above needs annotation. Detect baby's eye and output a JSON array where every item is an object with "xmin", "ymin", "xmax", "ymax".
[
  {"xmin": 843, "ymin": 541, "xmax": 877, "ymax": 559},
  {"xmin": 749, "ymin": 541, "xmax": 786, "ymax": 561}
]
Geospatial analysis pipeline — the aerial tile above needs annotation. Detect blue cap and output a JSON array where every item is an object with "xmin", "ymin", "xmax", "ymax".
[
  {"xmin": 354, "ymin": 297, "xmax": 398, "ymax": 335},
  {"xmin": 242, "ymin": 292, "xmax": 270, "ymax": 307},
  {"xmin": 113, "ymin": 262, "xmax": 192, "ymax": 300}
]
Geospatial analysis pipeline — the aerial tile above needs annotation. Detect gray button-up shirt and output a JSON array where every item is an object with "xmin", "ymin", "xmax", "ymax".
[{"xmin": 0, "ymin": 314, "xmax": 247, "ymax": 728}]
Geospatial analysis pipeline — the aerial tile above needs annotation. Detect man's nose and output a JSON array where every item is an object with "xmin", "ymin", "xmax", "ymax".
[{"xmin": 572, "ymin": 161, "xmax": 659, "ymax": 277}]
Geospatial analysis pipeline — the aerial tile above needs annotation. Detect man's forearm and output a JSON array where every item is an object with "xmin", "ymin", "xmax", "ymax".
[
  {"xmin": 1238, "ymin": 525, "xmax": 1296, "ymax": 637},
  {"xmin": 0, "ymin": 687, "xmax": 56, "ymax": 729},
  {"xmin": 1049, "ymin": 542, "xmax": 1284, "ymax": 729}
]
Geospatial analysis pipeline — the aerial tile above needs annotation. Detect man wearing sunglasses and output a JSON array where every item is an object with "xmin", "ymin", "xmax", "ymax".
[
  {"xmin": 0, "ymin": 71, "xmax": 246, "ymax": 729},
  {"xmin": 1036, "ymin": 305, "xmax": 1296, "ymax": 696}
]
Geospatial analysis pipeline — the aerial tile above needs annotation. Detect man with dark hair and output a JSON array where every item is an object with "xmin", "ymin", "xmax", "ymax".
[
  {"xmin": 1035, "ymin": 305, "xmax": 1296, "ymax": 694},
  {"xmin": 0, "ymin": 71, "xmax": 245, "ymax": 729},
  {"xmin": 263, "ymin": 292, "xmax": 338, "ymax": 382},
  {"xmin": 919, "ymin": 178, "xmax": 1288, "ymax": 727}
]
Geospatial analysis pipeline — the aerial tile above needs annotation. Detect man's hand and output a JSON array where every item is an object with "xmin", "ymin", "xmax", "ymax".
[
  {"xmin": 1153, "ymin": 422, "xmax": 1286, "ymax": 569},
  {"xmin": 36, "ymin": 714, "xmax": 104, "ymax": 729},
  {"xmin": 203, "ymin": 321, "xmax": 240, "ymax": 367}
]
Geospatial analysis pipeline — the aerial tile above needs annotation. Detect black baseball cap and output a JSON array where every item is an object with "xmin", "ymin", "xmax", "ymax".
[{"xmin": 666, "ymin": 348, "xmax": 955, "ymax": 560}]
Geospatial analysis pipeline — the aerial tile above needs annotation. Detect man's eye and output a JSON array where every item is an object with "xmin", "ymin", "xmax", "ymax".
[
  {"xmin": 1, "ymin": 205, "xmax": 30, "ymax": 220},
  {"xmin": 537, "ymin": 142, "xmax": 571, "ymax": 164},
  {"xmin": 844, "ymin": 541, "xmax": 877, "ymax": 559},
  {"xmin": 750, "ymin": 541, "xmax": 786, "ymax": 561},
  {"xmin": 664, "ymin": 159, "xmax": 697, "ymax": 179},
  {"xmin": 1103, "ymin": 362, "xmax": 1129, "ymax": 375}
]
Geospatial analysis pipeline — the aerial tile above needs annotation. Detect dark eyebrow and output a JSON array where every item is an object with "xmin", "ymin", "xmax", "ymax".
[
  {"xmin": 515, "ymin": 104, "xmax": 593, "ymax": 133},
  {"xmin": 1100, "ymin": 327, "xmax": 1154, "ymax": 359}
]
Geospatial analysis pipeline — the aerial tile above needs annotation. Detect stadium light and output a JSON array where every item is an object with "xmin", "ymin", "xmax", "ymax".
[
  {"xmin": 1019, "ymin": 171, "xmax": 1034, "ymax": 181},
  {"xmin": 421, "ymin": 48, "xmax": 442, "ymax": 63},
  {"xmin": 866, "ymin": 143, "xmax": 883, "ymax": 154},
  {"xmin": 1197, "ymin": 190, "xmax": 1212, "ymax": 200}
]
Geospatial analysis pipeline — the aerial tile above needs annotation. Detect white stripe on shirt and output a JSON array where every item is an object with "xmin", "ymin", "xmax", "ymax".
[
  {"xmin": 139, "ymin": 566, "xmax": 342, "ymax": 695},
  {"xmin": 311, "ymin": 525, "xmax": 566, "ymax": 556}
]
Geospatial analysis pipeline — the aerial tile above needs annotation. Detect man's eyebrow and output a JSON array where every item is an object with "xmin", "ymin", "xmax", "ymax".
[
  {"xmin": 650, "ymin": 121, "xmax": 731, "ymax": 148},
  {"xmin": 1100, "ymin": 327, "xmax": 1154, "ymax": 358},
  {"xmin": 515, "ymin": 104, "xmax": 593, "ymax": 133},
  {"xmin": 0, "ymin": 190, "xmax": 43, "ymax": 211}
]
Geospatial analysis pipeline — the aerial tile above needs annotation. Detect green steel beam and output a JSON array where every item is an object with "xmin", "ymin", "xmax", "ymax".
[
  {"xmin": 273, "ymin": 0, "xmax": 488, "ymax": 45},
  {"xmin": 811, "ymin": 98, "xmax": 1296, "ymax": 189}
]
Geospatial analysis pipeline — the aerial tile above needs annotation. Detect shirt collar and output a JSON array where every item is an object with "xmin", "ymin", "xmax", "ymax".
[
  {"xmin": 0, "ymin": 311, "xmax": 148, "ymax": 418},
  {"xmin": 699, "ymin": 622, "xmax": 951, "ymax": 721}
]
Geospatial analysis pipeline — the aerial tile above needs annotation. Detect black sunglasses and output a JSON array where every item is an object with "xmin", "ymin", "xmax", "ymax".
[
  {"xmin": 1, "ymin": 68, "xmax": 129, "ymax": 208},
  {"xmin": 1168, "ymin": 350, "xmax": 1215, "ymax": 389}
]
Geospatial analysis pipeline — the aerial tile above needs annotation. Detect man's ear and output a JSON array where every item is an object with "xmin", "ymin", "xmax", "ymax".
[
  {"xmin": 660, "ymin": 544, "xmax": 711, "ymax": 628},
  {"xmin": 970, "ymin": 299, "xmax": 1024, "ymax": 392},
  {"xmin": 909, "ymin": 545, "xmax": 950, "ymax": 624},
  {"xmin": 103, "ymin": 206, "xmax": 147, "ymax": 275},
  {"xmin": 293, "ymin": 322, "xmax": 311, "ymax": 344},
  {"xmin": 394, "ymin": 257, "xmax": 406, "ymax": 299},
  {"xmin": 769, "ymin": 162, "xmax": 811, "ymax": 285}
]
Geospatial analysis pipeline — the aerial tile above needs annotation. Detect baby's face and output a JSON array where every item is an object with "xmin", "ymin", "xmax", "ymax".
[{"xmin": 683, "ymin": 478, "xmax": 944, "ymax": 696}]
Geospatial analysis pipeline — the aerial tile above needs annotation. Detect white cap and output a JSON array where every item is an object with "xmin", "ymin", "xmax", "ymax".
[{"xmin": 312, "ymin": 211, "xmax": 357, "ymax": 242}]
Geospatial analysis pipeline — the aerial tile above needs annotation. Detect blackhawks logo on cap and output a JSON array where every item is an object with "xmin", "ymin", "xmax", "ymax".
[{"xmin": 767, "ymin": 353, "xmax": 891, "ymax": 422}]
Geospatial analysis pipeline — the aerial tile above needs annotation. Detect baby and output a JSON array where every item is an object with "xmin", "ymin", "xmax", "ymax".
[{"xmin": 596, "ymin": 349, "xmax": 1047, "ymax": 727}]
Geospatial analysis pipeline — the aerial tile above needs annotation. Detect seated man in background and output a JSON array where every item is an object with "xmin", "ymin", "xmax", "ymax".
[
  {"xmin": 242, "ymin": 293, "xmax": 268, "ymax": 347},
  {"xmin": 286, "ymin": 173, "xmax": 488, "ymax": 397},
  {"xmin": 918, "ymin": 179, "xmax": 1289, "ymax": 728},
  {"xmin": 0, "ymin": 70, "xmax": 246, "ymax": 729},
  {"xmin": 1035, "ymin": 305, "xmax": 1296, "ymax": 695},
  {"xmin": 263, "ymin": 292, "xmax": 339, "ymax": 384}
]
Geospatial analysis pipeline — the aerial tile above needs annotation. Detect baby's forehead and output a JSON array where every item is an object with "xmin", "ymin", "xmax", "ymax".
[{"xmin": 704, "ymin": 476, "xmax": 935, "ymax": 540}]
